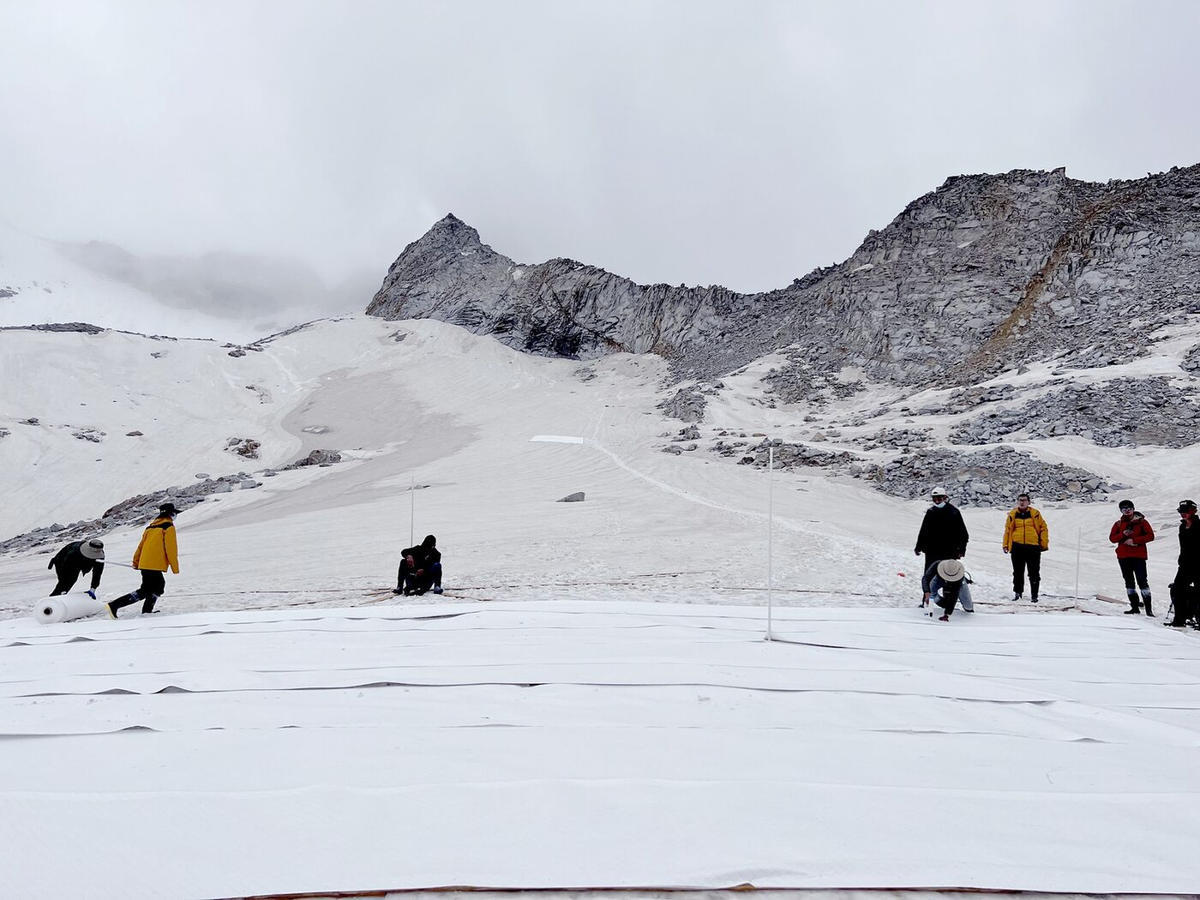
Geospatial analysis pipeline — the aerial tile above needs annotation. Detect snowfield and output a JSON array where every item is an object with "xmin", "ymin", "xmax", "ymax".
[
  {"xmin": 2, "ymin": 603, "xmax": 1199, "ymax": 897},
  {"xmin": 1, "ymin": 317, "xmax": 1199, "ymax": 898}
]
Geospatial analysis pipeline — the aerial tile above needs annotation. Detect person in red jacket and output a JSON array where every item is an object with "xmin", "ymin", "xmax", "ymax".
[{"xmin": 1109, "ymin": 499, "xmax": 1155, "ymax": 615}]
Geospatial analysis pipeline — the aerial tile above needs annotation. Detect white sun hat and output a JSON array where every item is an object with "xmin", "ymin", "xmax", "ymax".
[{"xmin": 936, "ymin": 559, "xmax": 965, "ymax": 582}]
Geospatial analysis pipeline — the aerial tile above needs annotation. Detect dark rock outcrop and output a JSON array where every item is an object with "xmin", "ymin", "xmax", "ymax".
[{"xmin": 368, "ymin": 166, "xmax": 1200, "ymax": 386}]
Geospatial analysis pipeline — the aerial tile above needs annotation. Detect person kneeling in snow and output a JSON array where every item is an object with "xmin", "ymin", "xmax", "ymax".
[
  {"xmin": 48, "ymin": 538, "xmax": 106, "ymax": 598},
  {"xmin": 394, "ymin": 534, "xmax": 443, "ymax": 596},
  {"xmin": 107, "ymin": 503, "xmax": 181, "ymax": 618},
  {"xmin": 929, "ymin": 558, "xmax": 972, "ymax": 621}
]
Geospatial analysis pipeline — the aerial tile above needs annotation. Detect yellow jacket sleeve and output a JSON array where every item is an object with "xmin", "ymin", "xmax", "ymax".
[
  {"xmin": 166, "ymin": 524, "xmax": 179, "ymax": 574},
  {"xmin": 1038, "ymin": 512, "xmax": 1049, "ymax": 551},
  {"xmin": 1002, "ymin": 512, "xmax": 1014, "ymax": 552},
  {"xmin": 132, "ymin": 530, "xmax": 148, "ymax": 568}
]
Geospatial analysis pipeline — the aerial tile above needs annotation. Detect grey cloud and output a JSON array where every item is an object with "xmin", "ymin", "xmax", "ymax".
[{"xmin": 1, "ymin": 0, "xmax": 1198, "ymax": 315}]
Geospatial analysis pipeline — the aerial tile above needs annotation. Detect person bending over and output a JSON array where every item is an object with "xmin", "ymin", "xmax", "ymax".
[{"xmin": 48, "ymin": 538, "xmax": 106, "ymax": 597}]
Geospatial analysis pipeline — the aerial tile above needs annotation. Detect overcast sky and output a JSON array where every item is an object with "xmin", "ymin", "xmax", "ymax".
[{"xmin": 2, "ymin": 0, "xmax": 1198, "ymax": 299}]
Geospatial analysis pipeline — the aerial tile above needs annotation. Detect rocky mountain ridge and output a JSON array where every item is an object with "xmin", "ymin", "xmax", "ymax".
[{"xmin": 368, "ymin": 165, "xmax": 1200, "ymax": 390}]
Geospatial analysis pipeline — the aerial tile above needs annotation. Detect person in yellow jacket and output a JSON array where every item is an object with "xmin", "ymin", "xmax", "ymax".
[
  {"xmin": 1003, "ymin": 493, "xmax": 1048, "ymax": 603},
  {"xmin": 106, "ymin": 502, "xmax": 181, "ymax": 618}
]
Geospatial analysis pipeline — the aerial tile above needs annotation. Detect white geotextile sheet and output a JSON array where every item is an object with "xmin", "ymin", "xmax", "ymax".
[
  {"xmin": 1, "ymin": 601, "xmax": 1199, "ymax": 898},
  {"xmin": 3, "ymin": 779, "xmax": 1198, "ymax": 898},
  {"xmin": 30, "ymin": 593, "xmax": 105, "ymax": 624}
]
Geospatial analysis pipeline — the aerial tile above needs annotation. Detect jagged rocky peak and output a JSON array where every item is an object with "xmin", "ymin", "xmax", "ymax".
[
  {"xmin": 366, "ymin": 213, "xmax": 512, "ymax": 322},
  {"xmin": 418, "ymin": 213, "xmax": 486, "ymax": 251},
  {"xmin": 367, "ymin": 164, "xmax": 1200, "ymax": 386}
]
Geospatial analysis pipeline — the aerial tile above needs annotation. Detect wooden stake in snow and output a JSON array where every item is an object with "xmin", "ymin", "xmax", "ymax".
[
  {"xmin": 1080, "ymin": 525, "xmax": 1089, "ymax": 602},
  {"xmin": 766, "ymin": 443, "xmax": 775, "ymax": 642}
]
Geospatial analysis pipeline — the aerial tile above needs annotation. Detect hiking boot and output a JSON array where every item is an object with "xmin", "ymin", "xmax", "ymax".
[
  {"xmin": 938, "ymin": 614, "xmax": 950, "ymax": 622},
  {"xmin": 432, "ymin": 586, "xmax": 444, "ymax": 595},
  {"xmin": 105, "ymin": 603, "xmax": 118, "ymax": 620},
  {"xmin": 1124, "ymin": 608, "xmax": 1141, "ymax": 614},
  {"xmin": 1012, "ymin": 592, "xmax": 1022, "ymax": 602},
  {"xmin": 1031, "ymin": 596, "xmax": 1039, "ymax": 603}
]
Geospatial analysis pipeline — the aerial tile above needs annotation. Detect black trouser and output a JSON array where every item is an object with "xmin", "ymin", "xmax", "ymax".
[
  {"xmin": 398, "ymin": 560, "xmax": 442, "ymax": 594},
  {"xmin": 1169, "ymin": 567, "xmax": 1199, "ymax": 625},
  {"xmin": 1118, "ymin": 557, "xmax": 1149, "ymax": 591},
  {"xmin": 1010, "ymin": 545, "xmax": 1041, "ymax": 598},
  {"xmin": 110, "ymin": 570, "xmax": 166, "ymax": 614},
  {"xmin": 920, "ymin": 554, "xmax": 946, "ymax": 594},
  {"xmin": 50, "ymin": 563, "xmax": 81, "ymax": 596},
  {"xmin": 1118, "ymin": 557, "xmax": 1151, "ymax": 610}
]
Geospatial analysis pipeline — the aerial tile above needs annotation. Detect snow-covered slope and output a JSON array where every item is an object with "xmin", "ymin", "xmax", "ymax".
[
  {"xmin": 1, "ymin": 314, "xmax": 1197, "ymax": 611},
  {"xmin": 2, "ymin": 316, "xmax": 1199, "ymax": 897},
  {"xmin": 0, "ymin": 223, "xmax": 306, "ymax": 341}
]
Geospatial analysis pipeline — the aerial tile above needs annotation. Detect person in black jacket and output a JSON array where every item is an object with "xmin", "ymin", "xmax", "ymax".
[
  {"xmin": 1167, "ymin": 499, "xmax": 1200, "ymax": 628},
  {"xmin": 914, "ymin": 487, "xmax": 969, "ymax": 606},
  {"xmin": 394, "ymin": 534, "xmax": 443, "ymax": 596},
  {"xmin": 47, "ymin": 538, "xmax": 106, "ymax": 597}
]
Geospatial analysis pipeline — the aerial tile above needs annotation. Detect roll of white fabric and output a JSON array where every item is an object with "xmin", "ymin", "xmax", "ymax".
[{"xmin": 33, "ymin": 595, "xmax": 106, "ymax": 624}]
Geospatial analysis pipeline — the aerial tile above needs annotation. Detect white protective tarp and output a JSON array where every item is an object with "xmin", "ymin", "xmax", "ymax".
[{"xmin": 32, "ymin": 594, "xmax": 106, "ymax": 624}]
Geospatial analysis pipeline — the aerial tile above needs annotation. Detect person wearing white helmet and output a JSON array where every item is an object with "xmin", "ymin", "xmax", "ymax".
[{"xmin": 913, "ymin": 487, "xmax": 969, "ymax": 607}]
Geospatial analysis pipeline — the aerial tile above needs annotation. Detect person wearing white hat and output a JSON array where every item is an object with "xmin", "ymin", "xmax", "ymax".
[
  {"xmin": 914, "ymin": 487, "xmax": 970, "ymax": 607},
  {"xmin": 930, "ymin": 558, "xmax": 969, "ymax": 622},
  {"xmin": 928, "ymin": 557, "xmax": 973, "ymax": 621},
  {"xmin": 47, "ymin": 538, "xmax": 106, "ymax": 598}
]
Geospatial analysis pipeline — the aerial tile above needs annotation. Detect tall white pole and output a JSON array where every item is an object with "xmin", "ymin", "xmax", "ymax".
[
  {"xmin": 1080, "ymin": 525, "xmax": 1089, "ymax": 602},
  {"xmin": 410, "ymin": 474, "xmax": 416, "ymax": 547},
  {"xmin": 766, "ymin": 444, "xmax": 775, "ymax": 641}
]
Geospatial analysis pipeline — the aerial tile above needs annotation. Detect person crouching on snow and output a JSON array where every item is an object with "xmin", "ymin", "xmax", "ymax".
[
  {"xmin": 929, "ymin": 558, "xmax": 970, "ymax": 622},
  {"xmin": 394, "ymin": 534, "xmax": 443, "ymax": 596},
  {"xmin": 107, "ymin": 503, "xmax": 180, "ymax": 618},
  {"xmin": 47, "ymin": 538, "xmax": 106, "ymax": 598}
]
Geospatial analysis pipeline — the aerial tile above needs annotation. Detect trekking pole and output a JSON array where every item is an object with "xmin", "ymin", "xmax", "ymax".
[
  {"xmin": 1074, "ymin": 526, "xmax": 1082, "ymax": 602},
  {"xmin": 766, "ymin": 443, "xmax": 775, "ymax": 642},
  {"xmin": 410, "ymin": 474, "xmax": 415, "ymax": 547}
]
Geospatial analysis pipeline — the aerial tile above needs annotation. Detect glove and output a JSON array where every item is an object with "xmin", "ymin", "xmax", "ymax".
[{"xmin": 86, "ymin": 589, "xmax": 97, "ymax": 599}]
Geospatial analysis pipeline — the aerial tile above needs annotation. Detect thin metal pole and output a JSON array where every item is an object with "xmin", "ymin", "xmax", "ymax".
[
  {"xmin": 1074, "ymin": 526, "xmax": 1082, "ymax": 601},
  {"xmin": 766, "ymin": 444, "xmax": 774, "ymax": 641},
  {"xmin": 410, "ymin": 475, "xmax": 416, "ymax": 547}
]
